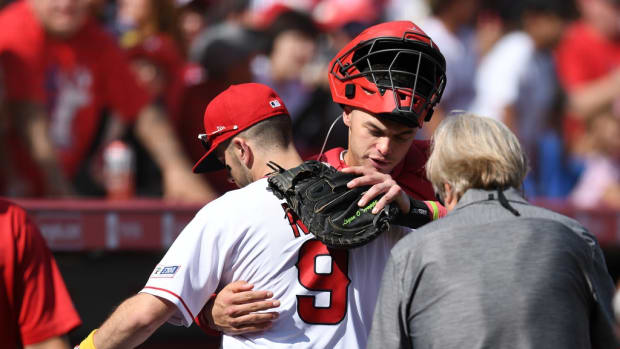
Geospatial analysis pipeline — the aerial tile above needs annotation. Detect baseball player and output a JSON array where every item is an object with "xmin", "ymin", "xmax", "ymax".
[
  {"xmin": 201, "ymin": 20, "xmax": 450, "ymax": 334},
  {"xmin": 75, "ymin": 83, "xmax": 413, "ymax": 349}
]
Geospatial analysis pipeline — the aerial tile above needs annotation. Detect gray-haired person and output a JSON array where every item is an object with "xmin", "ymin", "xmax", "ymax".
[{"xmin": 367, "ymin": 113, "xmax": 618, "ymax": 349}]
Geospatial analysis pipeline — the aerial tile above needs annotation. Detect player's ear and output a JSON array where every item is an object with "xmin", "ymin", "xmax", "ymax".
[
  {"xmin": 232, "ymin": 138, "xmax": 253, "ymax": 168},
  {"xmin": 342, "ymin": 107, "xmax": 353, "ymax": 127}
]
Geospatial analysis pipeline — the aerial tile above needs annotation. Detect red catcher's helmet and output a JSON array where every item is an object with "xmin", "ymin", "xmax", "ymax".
[{"xmin": 328, "ymin": 21, "xmax": 447, "ymax": 128}]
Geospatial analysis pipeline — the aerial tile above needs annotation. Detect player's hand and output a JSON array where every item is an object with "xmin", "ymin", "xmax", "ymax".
[
  {"xmin": 342, "ymin": 166, "xmax": 410, "ymax": 214},
  {"xmin": 199, "ymin": 280, "xmax": 280, "ymax": 335}
]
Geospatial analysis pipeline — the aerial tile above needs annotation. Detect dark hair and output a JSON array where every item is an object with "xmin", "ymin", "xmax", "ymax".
[
  {"xmin": 494, "ymin": 0, "xmax": 577, "ymax": 27},
  {"xmin": 239, "ymin": 114, "xmax": 293, "ymax": 149},
  {"xmin": 520, "ymin": 0, "xmax": 577, "ymax": 18},
  {"xmin": 428, "ymin": 0, "xmax": 457, "ymax": 15},
  {"xmin": 150, "ymin": 0, "xmax": 187, "ymax": 55},
  {"xmin": 265, "ymin": 10, "xmax": 319, "ymax": 54},
  {"xmin": 208, "ymin": 0, "xmax": 250, "ymax": 24}
]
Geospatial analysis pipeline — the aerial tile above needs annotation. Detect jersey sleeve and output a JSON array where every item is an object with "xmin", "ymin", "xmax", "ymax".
[
  {"xmin": 13, "ymin": 206, "xmax": 82, "ymax": 345},
  {"xmin": 95, "ymin": 26, "xmax": 151, "ymax": 122},
  {"xmin": 140, "ymin": 203, "xmax": 234, "ymax": 327}
]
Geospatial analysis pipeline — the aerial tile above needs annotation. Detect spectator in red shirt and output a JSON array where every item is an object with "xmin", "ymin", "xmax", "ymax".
[
  {"xmin": 115, "ymin": 0, "xmax": 186, "ymax": 125},
  {"xmin": 0, "ymin": 198, "xmax": 82, "ymax": 349},
  {"xmin": 0, "ymin": 0, "xmax": 216, "ymax": 201},
  {"xmin": 112, "ymin": 0, "xmax": 194, "ymax": 197},
  {"xmin": 0, "ymin": 54, "xmax": 41, "ymax": 196},
  {"xmin": 555, "ymin": 0, "xmax": 620, "ymax": 146}
]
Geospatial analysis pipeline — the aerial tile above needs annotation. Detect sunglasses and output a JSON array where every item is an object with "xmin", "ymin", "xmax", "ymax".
[{"xmin": 197, "ymin": 125, "xmax": 239, "ymax": 151}]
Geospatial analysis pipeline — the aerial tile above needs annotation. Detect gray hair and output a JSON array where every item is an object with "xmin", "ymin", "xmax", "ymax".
[{"xmin": 426, "ymin": 113, "xmax": 528, "ymax": 200}]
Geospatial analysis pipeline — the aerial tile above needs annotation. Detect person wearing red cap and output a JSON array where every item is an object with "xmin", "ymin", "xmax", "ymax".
[
  {"xmin": 200, "ymin": 20, "xmax": 450, "ymax": 335},
  {"xmin": 74, "ymin": 82, "xmax": 413, "ymax": 349}
]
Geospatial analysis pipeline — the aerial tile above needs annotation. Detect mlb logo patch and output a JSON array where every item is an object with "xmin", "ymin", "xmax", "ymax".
[
  {"xmin": 269, "ymin": 99, "xmax": 281, "ymax": 108},
  {"xmin": 152, "ymin": 265, "xmax": 180, "ymax": 278}
]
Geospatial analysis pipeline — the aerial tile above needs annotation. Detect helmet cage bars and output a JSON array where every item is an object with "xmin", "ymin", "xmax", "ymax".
[{"xmin": 330, "ymin": 31, "xmax": 446, "ymax": 127}]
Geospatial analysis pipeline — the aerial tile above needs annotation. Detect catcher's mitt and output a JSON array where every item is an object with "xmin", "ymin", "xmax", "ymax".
[{"xmin": 267, "ymin": 160, "xmax": 399, "ymax": 249}]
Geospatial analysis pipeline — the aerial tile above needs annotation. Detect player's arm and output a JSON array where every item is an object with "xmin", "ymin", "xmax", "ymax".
[
  {"xmin": 195, "ymin": 280, "xmax": 280, "ymax": 335},
  {"xmin": 77, "ymin": 293, "xmax": 177, "ymax": 349},
  {"xmin": 341, "ymin": 166, "xmax": 445, "ymax": 228},
  {"xmin": 134, "ymin": 104, "xmax": 218, "ymax": 202},
  {"xmin": 25, "ymin": 335, "xmax": 70, "ymax": 349}
]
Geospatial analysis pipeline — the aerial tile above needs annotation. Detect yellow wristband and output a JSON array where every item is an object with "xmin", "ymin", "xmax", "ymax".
[
  {"xmin": 75, "ymin": 329, "xmax": 98, "ymax": 349},
  {"xmin": 426, "ymin": 201, "xmax": 440, "ymax": 220}
]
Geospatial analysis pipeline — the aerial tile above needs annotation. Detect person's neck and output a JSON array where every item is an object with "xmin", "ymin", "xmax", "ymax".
[
  {"xmin": 252, "ymin": 146, "xmax": 304, "ymax": 179},
  {"xmin": 343, "ymin": 149, "xmax": 354, "ymax": 168}
]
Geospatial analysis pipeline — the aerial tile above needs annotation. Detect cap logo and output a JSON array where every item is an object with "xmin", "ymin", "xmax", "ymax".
[{"xmin": 269, "ymin": 99, "xmax": 281, "ymax": 108}]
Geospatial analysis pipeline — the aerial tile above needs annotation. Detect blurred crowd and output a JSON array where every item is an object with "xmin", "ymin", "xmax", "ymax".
[{"xmin": 0, "ymin": 0, "xmax": 619, "ymax": 209}]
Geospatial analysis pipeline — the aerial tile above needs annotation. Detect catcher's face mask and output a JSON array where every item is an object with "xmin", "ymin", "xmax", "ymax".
[{"xmin": 328, "ymin": 21, "xmax": 447, "ymax": 128}]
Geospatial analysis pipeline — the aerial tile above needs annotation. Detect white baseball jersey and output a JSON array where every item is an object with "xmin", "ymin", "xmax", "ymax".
[{"xmin": 141, "ymin": 178, "xmax": 410, "ymax": 348}]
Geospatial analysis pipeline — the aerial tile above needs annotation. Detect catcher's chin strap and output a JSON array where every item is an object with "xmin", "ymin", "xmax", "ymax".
[{"xmin": 317, "ymin": 113, "xmax": 343, "ymax": 161}]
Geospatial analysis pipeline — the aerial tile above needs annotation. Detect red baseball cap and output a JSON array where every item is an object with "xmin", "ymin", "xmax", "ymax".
[{"xmin": 192, "ymin": 83, "xmax": 290, "ymax": 173}]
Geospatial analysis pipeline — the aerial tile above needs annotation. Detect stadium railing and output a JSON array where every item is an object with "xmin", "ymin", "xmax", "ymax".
[{"xmin": 11, "ymin": 198, "xmax": 620, "ymax": 250}]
